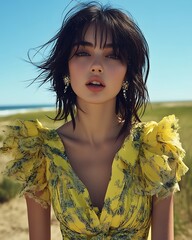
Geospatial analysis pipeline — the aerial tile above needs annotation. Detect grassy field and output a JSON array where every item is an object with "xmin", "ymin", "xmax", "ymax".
[{"xmin": 0, "ymin": 101, "xmax": 191, "ymax": 238}]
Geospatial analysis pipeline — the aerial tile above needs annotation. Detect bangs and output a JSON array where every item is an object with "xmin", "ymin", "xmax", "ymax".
[{"xmin": 70, "ymin": 12, "xmax": 129, "ymax": 63}]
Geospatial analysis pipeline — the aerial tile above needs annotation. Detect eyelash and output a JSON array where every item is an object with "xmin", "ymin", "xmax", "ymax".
[
  {"xmin": 106, "ymin": 54, "xmax": 120, "ymax": 60},
  {"xmin": 75, "ymin": 51, "xmax": 90, "ymax": 57},
  {"xmin": 74, "ymin": 51, "xmax": 120, "ymax": 60}
]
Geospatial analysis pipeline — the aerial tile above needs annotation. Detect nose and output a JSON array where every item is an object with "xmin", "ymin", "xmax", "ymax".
[
  {"xmin": 91, "ymin": 67, "xmax": 103, "ymax": 73},
  {"xmin": 90, "ymin": 61, "xmax": 103, "ymax": 73}
]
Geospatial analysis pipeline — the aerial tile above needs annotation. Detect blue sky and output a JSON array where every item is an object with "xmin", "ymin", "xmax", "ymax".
[{"xmin": 0, "ymin": 0, "xmax": 192, "ymax": 106}]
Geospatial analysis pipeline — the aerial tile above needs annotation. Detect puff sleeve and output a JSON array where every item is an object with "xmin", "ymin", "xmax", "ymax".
[
  {"xmin": 135, "ymin": 115, "xmax": 189, "ymax": 198},
  {"xmin": 0, "ymin": 120, "xmax": 51, "ymax": 207}
]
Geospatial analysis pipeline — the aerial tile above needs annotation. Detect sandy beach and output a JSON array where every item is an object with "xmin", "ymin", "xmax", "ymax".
[{"xmin": 0, "ymin": 197, "xmax": 62, "ymax": 240}]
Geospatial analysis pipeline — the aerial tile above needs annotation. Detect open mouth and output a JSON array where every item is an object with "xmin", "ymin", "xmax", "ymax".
[
  {"xmin": 86, "ymin": 81, "xmax": 104, "ymax": 87},
  {"xmin": 86, "ymin": 80, "xmax": 105, "ymax": 92}
]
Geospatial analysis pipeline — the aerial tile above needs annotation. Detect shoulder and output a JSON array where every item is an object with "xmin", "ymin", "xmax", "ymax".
[
  {"xmin": 140, "ymin": 114, "xmax": 180, "ymax": 143},
  {"xmin": 57, "ymin": 120, "xmax": 78, "ymax": 141},
  {"xmin": 138, "ymin": 115, "xmax": 186, "ymax": 164},
  {"xmin": 132, "ymin": 115, "xmax": 179, "ymax": 140},
  {"xmin": 1, "ymin": 119, "xmax": 53, "ymax": 139},
  {"xmin": 131, "ymin": 115, "xmax": 184, "ymax": 152},
  {"xmin": 126, "ymin": 115, "xmax": 189, "ymax": 197},
  {"xmin": 0, "ymin": 119, "xmax": 65, "ymax": 169},
  {"xmin": 0, "ymin": 119, "xmax": 58, "ymax": 207},
  {"xmin": 1, "ymin": 119, "xmax": 62, "ymax": 146}
]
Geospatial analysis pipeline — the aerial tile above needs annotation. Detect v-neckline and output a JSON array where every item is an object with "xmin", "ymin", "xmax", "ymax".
[
  {"xmin": 63, "ymin": 148, "xmax": 117, "ymax": 214},
  {"xmin": 54, "ymin": 129, "xmax": 130, "ymax": 220}
]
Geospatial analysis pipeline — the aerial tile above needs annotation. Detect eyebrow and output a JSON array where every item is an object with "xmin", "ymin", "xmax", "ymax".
[{"xmin": 73, "ymin": 41, "xmax": 113, "ymax": 49}]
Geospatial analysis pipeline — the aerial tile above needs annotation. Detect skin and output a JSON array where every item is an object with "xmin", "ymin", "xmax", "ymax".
[
  {"xmin": 152, "ymin": 195, "xmax": 174, "ymax": 239},
  {"xmin": 69, "ymin": 25, "xmax": 127, "ymax": 106},
  {"xmin": 25, "ymin": 25, "xmax": 174, "ymax": 240},
  {"xmin": 26, "ymin": 194, "xmax": 50, "ymax": 240}
]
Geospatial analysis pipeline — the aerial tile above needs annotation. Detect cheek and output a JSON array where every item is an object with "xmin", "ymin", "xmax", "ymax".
[
  {"xmin": 69, "ymin": 60, "xmax": 76, "ymax": 73},
  {"xmin": 119, "ymin": 65, "xmax": 127, "ymax": 81},
  {"xmin": 68, "ymin": 61, "xmax": 87, "ymax": 93},
  {"xmin": 69, "ymin": 60, "xmax": 88, "ymax": 77},
  {"xmin": 108, "ymin": 64, "xmax": 127, "ymax": 81}
]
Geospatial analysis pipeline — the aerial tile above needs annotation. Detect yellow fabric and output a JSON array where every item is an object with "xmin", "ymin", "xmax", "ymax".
[{"xmin": 0, "ymin": 115, "xmax": 189, "ymax": 239}]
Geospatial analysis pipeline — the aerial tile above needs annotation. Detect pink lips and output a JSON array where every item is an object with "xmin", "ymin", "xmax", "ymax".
[
  {"xmin": 86, "ymin": 76, "xmax": 105, "ymax": 86},
  {"xmin": 86, "ymin": 76, "xmax": 105, "ymax": 92}
]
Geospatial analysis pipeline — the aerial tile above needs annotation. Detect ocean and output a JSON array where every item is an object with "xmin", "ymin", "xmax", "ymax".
[{"xmin": 0, "ymin": 104, "xmax": 54, "ymax": 117}]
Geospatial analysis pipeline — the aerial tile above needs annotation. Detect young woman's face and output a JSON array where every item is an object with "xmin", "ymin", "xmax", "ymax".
[{"xmin": 68, "ymin": 25, "xmax": 127, "ymax": 105}]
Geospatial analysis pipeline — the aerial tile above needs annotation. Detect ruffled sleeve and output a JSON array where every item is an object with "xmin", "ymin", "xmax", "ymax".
[
  {"xmin": 0, "ymin": 120, "xmax": 51, "ymax": 207},
  {"xmin": 135, "ymin": 115, "xmax": 189, "ymax": 198}
]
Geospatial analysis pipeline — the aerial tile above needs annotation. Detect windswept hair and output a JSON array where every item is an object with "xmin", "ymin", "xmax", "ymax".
[{"xmin": 29, "ymin": 1, "xmax": 150, "ymax": 136}]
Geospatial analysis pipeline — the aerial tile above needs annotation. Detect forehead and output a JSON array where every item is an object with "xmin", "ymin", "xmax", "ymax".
[{"xmin": 81, "ymin": 24, "xmax": 112, "ymax": 47}]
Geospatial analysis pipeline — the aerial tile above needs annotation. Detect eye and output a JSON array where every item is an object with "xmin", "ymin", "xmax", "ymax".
[
  {"xmin": 75, "ymin": 51, "xmax": 90, "ymax": 57},
  {"xmin": 106, "ymin": 53, "xmax": 120, "ymax": 60}
]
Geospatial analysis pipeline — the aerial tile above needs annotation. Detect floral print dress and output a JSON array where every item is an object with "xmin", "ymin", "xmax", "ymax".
[{"xmin": 0, "ymin": 115, "xmax": 188, "ymax": 239}]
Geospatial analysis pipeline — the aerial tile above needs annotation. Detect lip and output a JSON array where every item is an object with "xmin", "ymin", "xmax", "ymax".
[
  {"xmin": 86, "ymin": 85, "xmax": 105, "ymax": 93},
  {"xmin": 86, "ymin": 76, "xmax": 105, "ymax": 87}
]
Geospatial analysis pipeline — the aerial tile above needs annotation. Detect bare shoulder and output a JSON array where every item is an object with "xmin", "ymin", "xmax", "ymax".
[{"xmin": 57, "ymin": 121, "xmax": 78, "ymax": 142}]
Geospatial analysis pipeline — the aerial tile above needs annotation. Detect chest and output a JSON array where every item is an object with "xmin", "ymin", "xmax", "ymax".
[{"xmin": 64, "ymin": 141, "xmax": 122, "ymax": 211}]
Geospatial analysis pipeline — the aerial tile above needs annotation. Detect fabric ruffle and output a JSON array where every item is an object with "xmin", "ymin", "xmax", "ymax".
[
  {"xmin": 133, "ymin": 115, "xmax": 189, "ymax": 197},
  {"xmin": 0, "ymin": 120, "xmax": 51, "ymax": 207},
  {"xmin": 0, "ymin": 115, "xmax": 189, "ymax": 204}
]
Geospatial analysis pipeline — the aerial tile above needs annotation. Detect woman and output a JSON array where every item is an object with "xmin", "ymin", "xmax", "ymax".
[{"xmin": 1, "ymin": 2, "xmax": 188, "ymax": 239}]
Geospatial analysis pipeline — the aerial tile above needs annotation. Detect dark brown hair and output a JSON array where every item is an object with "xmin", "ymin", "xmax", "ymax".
[{"xmin": 29, "ymin": 1, "xmax": 150, "ymax": 136}]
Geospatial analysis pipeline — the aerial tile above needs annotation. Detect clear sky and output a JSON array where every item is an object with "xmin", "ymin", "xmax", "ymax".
[{"xmin": 0, "ymin": 0, "xmax": 192, "ymax": 106}]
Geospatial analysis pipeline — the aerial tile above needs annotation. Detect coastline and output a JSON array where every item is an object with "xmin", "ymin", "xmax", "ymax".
[
  {"xmin": 0, "ymin": 105, "xmax": 54, "ymax": 117},
  {"xmin": 1, "ymin": 100, "xmax": 191, "ymax": 117}
]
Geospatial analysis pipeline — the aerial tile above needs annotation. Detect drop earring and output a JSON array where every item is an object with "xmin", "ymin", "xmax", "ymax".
[
  {"xmin": 122, "ymin": 81, "xmax": 129, "ymax": 100},
  {"xmin": 63, "ymin": 76, "xmax": 70, "ymax": 93}
]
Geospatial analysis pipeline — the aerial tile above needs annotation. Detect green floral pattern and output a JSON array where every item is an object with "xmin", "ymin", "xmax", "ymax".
[{"xmin": 0, "ymin": 115, "xmax": 188, "ymax": 239}]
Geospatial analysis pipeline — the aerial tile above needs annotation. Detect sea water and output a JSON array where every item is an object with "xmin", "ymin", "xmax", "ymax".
[{"xmin": 0, "ymin": 104, "xmax": 54, "ymax": 116}]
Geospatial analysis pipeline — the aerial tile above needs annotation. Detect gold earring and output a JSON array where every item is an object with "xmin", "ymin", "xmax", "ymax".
[
  {"xmin": 122, "ymin": 81, "xmax": 129, "ymax": 100},
  {"xmin": 63, "ymin": 76, "xmax": 70, "ymax": 93}
]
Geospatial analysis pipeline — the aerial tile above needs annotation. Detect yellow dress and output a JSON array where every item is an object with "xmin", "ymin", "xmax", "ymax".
[{"xmin": 0, "ymin": 115, "xmax": 188, "ymax": 239}]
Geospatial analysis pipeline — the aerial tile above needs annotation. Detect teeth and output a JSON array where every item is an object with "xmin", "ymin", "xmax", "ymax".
[{"xmin": 91, "ymin": 81, "xmax": 101, "ymax": 85}]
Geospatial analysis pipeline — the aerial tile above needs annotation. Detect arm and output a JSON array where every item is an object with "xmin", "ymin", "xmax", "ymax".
[
  {"xmin": 151, "ymin": 194, "xmax": 174, "ymax": 240},
  {"xmin": 25, "ymin": 193, "xmax": 51, "ymax": 240}
]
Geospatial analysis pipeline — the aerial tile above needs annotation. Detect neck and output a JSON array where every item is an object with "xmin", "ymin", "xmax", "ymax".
[{"xmin": 74, "ymin": 100, "xmax": 121, "ymax": 145}]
